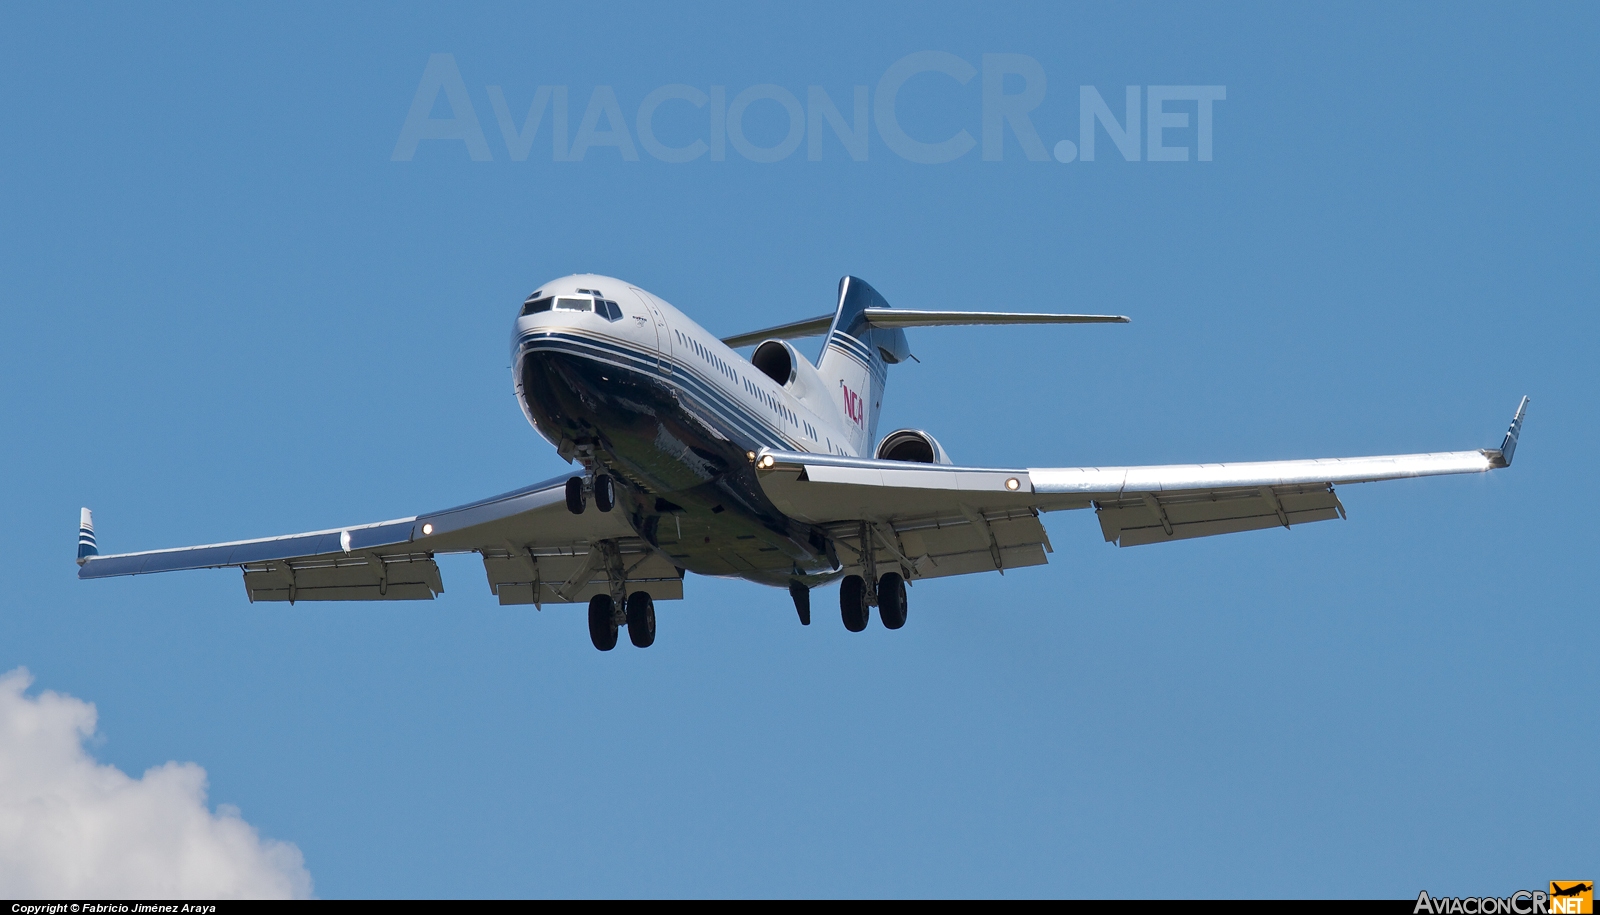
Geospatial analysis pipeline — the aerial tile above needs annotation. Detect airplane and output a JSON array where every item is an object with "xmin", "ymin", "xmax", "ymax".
[
  {"xmin": 1551, "ymin": 883, "xmax": 1593, "ymax": 898},
  {"xmin": 76, "ymin": 274, "xmax": 1530, "ymax": 651}
]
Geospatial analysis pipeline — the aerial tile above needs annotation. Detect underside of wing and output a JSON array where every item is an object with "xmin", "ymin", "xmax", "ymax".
[
  {"xmin": 756, "ymin": 453, "xmax": 1055, "ymax": 581},
  {"xmin": 77, "ymin": 475, "xmax": 684, "ymax": 605},
  {"xmin": 753, "ymin": 396, "xmax": 1526, "ymax": 557}
]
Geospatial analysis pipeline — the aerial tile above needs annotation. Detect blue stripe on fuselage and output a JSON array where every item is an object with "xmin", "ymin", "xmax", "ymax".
[{"xmin": 517, "ymin": 330, "xmax": 806, "ymax": 452}]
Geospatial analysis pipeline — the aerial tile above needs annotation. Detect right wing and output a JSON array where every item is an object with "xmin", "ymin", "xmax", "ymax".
[
  {"xmin": 754, "ymin": 398, "xmax": 1527, "ymax": 577},
  {"xmin": 76, "ymin": 475, "xmax": 685, "ymax": 605}
]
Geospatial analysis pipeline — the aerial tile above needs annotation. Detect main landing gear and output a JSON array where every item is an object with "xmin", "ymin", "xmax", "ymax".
[
  {"xmin": 838, "ymin": 520, "xmax": 909, "ymax": 632},
  {"xmin": 565, "ymin": 473, "xmax": 614, "ymax": 515},
  {"xmin": 587, "ymin": 591, "xmax": 655, "ymax": 651},
  {"xmin": 838, "ymin": 572, "xmax": 909, "ymax": 632}
]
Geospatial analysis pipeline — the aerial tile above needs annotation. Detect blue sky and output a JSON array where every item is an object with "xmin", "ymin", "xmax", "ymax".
[{"xmin": 1, "ymin": 1, "xmax": 1595, "ymax": 899}]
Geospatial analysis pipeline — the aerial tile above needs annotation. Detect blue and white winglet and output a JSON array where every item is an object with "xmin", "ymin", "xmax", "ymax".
[{"xmin": 77, "ymin": 508, "xmax": 97, "ymax": 563}]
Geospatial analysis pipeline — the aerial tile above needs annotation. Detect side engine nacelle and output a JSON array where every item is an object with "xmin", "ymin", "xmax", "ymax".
[
  {"xmin": 752, "ymin": 338, "xmax": 830, "ymax": 409},
  {"xmin": 875, "ymin": 428, "xmax": 953, "ymax": 465}
]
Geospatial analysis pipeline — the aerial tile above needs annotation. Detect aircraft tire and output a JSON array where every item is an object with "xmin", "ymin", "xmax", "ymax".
[
  {"xmin": 565, "ymin": 476, "xmax": 586, "ymax": 514},
  {"xmin": 878, "ymin": 572, "xmax": 907, "ymax": 629},
  {"xmin": 594, "ymin": 474, "xmax": 615, "ymax": 512},
  {"xmin": 626, "ymin": 591, "xmax": 656, "ymax": 648},
  {"xmin": 587, "ymin": 594, "xmax": 617, "ymax": 651},
  {"xmin": 840, "ymin": 575, "xmax": 869, "ymax": 632}
]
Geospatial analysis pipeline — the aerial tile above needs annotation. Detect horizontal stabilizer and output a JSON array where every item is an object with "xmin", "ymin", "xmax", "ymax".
[
  {"xmin": 720, "ymin": 308, "xmax": 1128, "ymax": 347},
  {"xmin": 721, "ymin": 314, "xmax": 834, "ymax": 348},
  {"xmin": 859, "ymin": 308, "xmax": 1129, "ymax": 328}
]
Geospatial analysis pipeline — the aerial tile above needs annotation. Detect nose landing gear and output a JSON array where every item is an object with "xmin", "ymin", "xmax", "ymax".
[{"xmin": 564, "ymin": 472, "xmax": 615, "ymax": 515}]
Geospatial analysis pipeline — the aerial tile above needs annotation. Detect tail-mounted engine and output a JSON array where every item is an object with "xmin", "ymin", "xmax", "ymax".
[
  {"xmin": 875, "ymin": 428, "xmax": 952, "ymax": 465},
  {"xmin": 752, "ymin": 339, "xmax": 830, "ymax": 413}
]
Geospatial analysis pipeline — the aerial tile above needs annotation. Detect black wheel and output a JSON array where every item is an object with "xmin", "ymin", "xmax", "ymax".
[
  {"xmin": 840, "ymin": 575, "xmax": 869, "ymax": 632},
  {"xmin": 587, "ymin": 594, "xmax": 617, "ymax": 651},
  {"xmin": 565, "ymin": 476, "xmax": 586, "ymax": 514},
  {"xmin": 626, "ymin": 591, "xmax": 656, "ymax": 647},
  {"xmin": 594, "ymin": 474, "xmax": 615, "ymax": 512},
  {"xmin": 878, "ymin": 572, "xmax": 907, "ymax": 630}
]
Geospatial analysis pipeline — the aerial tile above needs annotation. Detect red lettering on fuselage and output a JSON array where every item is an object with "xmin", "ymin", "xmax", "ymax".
[{"xmin": 840, "ymin": 382, "xmax": 865, "ymax": 426}]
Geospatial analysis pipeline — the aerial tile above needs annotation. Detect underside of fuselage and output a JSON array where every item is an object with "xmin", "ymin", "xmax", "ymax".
[{"xmin": 516, "ymin": 332, "xmax": 840, "ymax": 589}]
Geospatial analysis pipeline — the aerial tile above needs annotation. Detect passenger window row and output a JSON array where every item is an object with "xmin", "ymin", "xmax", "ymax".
[
  {"xmin": 675, "ymin": 330, "xmax": 737, "ymax": 382},
  {"xmin": 743, "ymin": 378, "xmax": 800, "ymax": 428}
]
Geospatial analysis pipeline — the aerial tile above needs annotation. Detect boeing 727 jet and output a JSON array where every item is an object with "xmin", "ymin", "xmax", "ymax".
[{"xmin": 77, "ymin": 275, "xmax": 1529, "ymax": 650}]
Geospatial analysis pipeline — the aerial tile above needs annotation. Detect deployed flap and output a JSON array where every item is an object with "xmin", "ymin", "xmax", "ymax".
[
  {"xmin": 1094, "ymin": 484, "xmax": 1345, "ymax": 547},
  {"xmin": 481, "ymin": 539, "xmax": 684, "ymax": 606},
  {"xmin": 244, "ymin": 552, "xmax": 442, "ymax": 602},
  {"xmin": 755, "ymin": 451, "xmax": 1052, "ymax": 580}
]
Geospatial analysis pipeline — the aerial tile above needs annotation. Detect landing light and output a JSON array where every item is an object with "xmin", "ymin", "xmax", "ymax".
[
  {"xmin": 747, "ymin": 451, "xmax": 755, "ymax": 462},
  {"xmin": 422, "ymin": 523, "xmax": 434, "ymax": 535},
  {"xmin": 758, "ymin": 455, "xmax": 775, "ymax": 469},
  {"xmin": 1005, "ymin": 478, "xmax": 1020, "ymax": 491}
]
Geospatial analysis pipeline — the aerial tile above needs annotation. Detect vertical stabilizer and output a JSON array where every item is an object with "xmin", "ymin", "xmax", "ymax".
[
  {"xmin": 815, "ymin": 277, "xmax": 910, "ymax": 456},
  {"xmin": 77, "ymin": 508, "xmax": 97, "ymax": 564}
]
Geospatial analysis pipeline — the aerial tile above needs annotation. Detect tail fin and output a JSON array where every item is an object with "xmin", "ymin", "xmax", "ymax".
[
  {"xmin": 77, "ymin": 508, "xmax": 97, "ymax": 564},
  {"xmin": 815, "ymin": 277, "xmax": 911, "ymax": 456}
]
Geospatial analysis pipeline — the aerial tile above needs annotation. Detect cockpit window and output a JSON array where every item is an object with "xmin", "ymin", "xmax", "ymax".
[{"xmin": 522, "ymin": 294, "xmax": 622, "ymax": 321}]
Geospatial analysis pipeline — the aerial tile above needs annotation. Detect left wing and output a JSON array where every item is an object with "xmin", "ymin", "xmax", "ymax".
[
  {"xmin": 76, "ymin": 475, "xmax": 685, "ymax": 605},
  {"xmin": 753, "ymin": 398, "xmax": 1527, "ymax": 578}
]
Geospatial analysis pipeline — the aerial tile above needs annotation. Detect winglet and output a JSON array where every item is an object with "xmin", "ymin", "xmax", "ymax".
[
  {"xmin": 77, "ymin": 508, "xmax": 98, "ymax": 565},
  {"xmin": 1487, "ymin": 396, "xmax": 1529, "ymax": 468}
]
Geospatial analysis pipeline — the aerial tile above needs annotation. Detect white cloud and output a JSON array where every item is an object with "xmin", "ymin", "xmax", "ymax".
[{"xmin": 0, "ymin": 668, "xmax": 313, "ymax": 899}]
